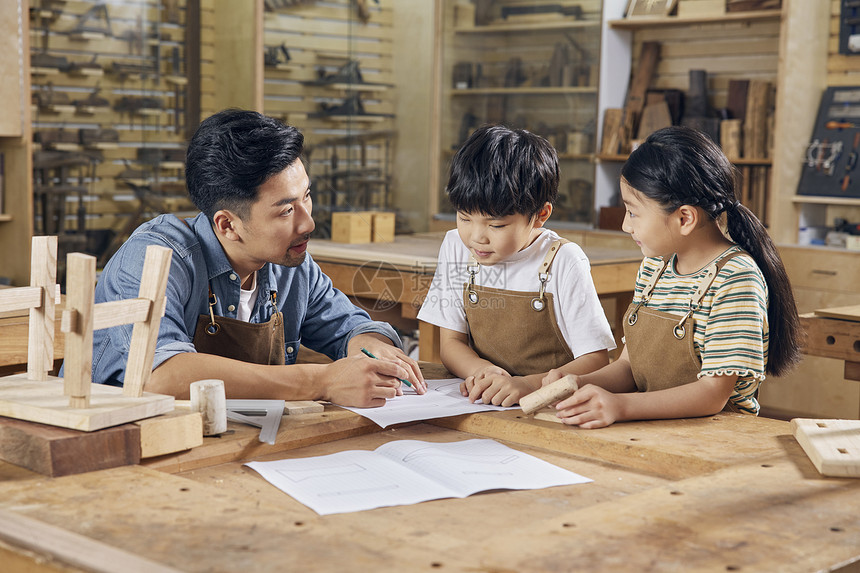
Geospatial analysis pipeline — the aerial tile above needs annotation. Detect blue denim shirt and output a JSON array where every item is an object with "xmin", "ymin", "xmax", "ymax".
[{"xmin": 83, "ymin": 213, "xmax": 401, "ymax": 387}]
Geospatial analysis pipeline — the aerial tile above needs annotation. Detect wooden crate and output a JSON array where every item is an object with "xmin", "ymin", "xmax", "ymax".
[{"xmin": 331, "ymin": 212, "xmax": 372, "ymax": 243}]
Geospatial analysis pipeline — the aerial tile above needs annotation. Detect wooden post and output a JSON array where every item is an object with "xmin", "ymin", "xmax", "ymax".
[
  {"xmin": 27, "ymin": 236, "xmax": 57, "ymax": 381},
  {"xmin": 124, "ymin": 246, "xmax": 173, "ymax": 398},
  {"xmin": 63, "ymin": 253, "xmax": 95, "ymax": 409},
  {"xmin": 190, "ymin": 379, "xmax": 227, "ymax": 436}
]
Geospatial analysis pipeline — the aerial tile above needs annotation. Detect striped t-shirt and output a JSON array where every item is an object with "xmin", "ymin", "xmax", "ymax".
[{"xmin": 631, "ymin": 246, "xmax": 768, "ymax": 414}]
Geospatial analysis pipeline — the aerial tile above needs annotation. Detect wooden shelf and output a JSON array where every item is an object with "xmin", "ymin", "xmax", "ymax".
[
  {"xmin": 0, "ymin": 215, "xmax": 12, "ymax": 223},
  {"xmin": 608, "ymin": 10, "xmax": 781, "ymax": 30},
  {"xmin": 792, "ymin": 196, "xmax": 860, "ymax": 207},
  {"xmin": 451, "ymin": 86, "xmax": 597, "ymax": 96},
  {"xmin": 455, "ymin": 20, "xmax": 600, "ymax": 34}
]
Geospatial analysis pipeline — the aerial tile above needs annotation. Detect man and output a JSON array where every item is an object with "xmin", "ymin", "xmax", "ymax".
[{"xmin": 87, "ymin": 109, "xmax": 425, "ymax": 406}]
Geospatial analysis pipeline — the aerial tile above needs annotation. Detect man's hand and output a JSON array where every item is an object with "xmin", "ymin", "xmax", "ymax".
[
  {"xmin": 350, "ymin": 334, "xmax": 426, "ymax": 394},
  {"xmin": 554, "ymin": 384, "xmax": 624, "ymax": 429},
  {"xmin": 321, "ymin": 354, "xmax": 414, "ymax": 407}
]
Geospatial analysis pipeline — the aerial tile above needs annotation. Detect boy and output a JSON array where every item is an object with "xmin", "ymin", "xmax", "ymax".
[{"xmin": 417, "ymin": 124, "xmax": 615, "ymax": 406}]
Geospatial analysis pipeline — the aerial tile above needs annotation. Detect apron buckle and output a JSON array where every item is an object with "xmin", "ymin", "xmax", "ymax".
[
  {"xmin": 627, "ymin": 311, "xmax": 638, "ymax": 326},
  {"xmin": 531, "ymin": 297, "xmax": 545, "ymax": 311}
]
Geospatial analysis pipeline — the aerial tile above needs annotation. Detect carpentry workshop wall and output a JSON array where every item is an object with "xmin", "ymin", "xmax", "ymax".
[
  {"xmin": 436, "ymin": 0, "xmax": 603, "ymax": 225},
  {"xmin": 29, "ymin": 0, "xmax": 194, "ymax": 281},
  {"xmin": 256, "ymin": 0, "xmax": 398, "ymax": 239}
]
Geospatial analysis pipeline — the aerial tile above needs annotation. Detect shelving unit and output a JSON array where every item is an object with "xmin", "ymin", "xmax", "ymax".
[{"xmin": 434, "ymin": 0, "xmax": 604, "ymax": 225}]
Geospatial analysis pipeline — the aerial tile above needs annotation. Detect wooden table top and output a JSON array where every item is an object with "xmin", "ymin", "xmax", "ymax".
[
  {"xmin": 308, "ymin": 232, "xmax": 643, "ymax": 272},
  {"xmin": 0, "ymin": 365, "xmax": 858, "ymax": 573}
]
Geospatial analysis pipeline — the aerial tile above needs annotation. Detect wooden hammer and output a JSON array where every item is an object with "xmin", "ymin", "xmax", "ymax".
[{"xmin": 520, "ymin": 375, "xmax": 579, "ymax": 415}]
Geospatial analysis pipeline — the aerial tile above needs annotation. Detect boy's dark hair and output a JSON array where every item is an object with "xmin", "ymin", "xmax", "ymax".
[
  {"xmin": 185, "ymin": 108, "xmax": 304, "ymax": 220},
  {"xmin": 446, "ymin": 124, "xmax": 558, "ymax": 218},
  {"xmin": 622, "ymin": 126, "xmax": 802, "ymax": 376}
]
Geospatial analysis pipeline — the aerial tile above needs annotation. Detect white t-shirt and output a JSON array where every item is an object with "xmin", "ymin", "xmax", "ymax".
[
  {"xmin": 417, "ymin": 228, "xmax": 616, "ymax": 359},
  {"xmin": 237, "ymin": 271, "xmax": 259, "ymax": 322}
]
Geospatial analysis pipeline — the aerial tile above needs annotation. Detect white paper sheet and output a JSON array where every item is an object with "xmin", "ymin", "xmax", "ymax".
[
  {"xmin": 246, "ymin": 439, "xmax": 592, "ymax": 515},
  {"xmin": 339, "ymin": 378, "xmax": 518, "ymax": 428}
]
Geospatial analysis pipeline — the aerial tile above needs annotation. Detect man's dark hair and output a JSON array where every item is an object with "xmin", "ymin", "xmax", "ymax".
[
  {"xmin": 446, "ymin": 124, "xmax": 559, "ymax": 218},
  {"xmin": 185, "ymin": 108, "xmax": 304, "ymax": 220}
]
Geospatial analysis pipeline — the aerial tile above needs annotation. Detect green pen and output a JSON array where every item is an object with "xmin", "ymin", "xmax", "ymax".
[{"xmin": 360, "ymin": 347, "xmax": 413, "ymax": 388}]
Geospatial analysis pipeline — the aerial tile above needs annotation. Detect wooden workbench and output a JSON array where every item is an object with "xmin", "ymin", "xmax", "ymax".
[
  {"xmin": 0, "ymin": 363, "xmax": 858, "ymax": 572},
  {"xmin": 800, "ymin": 305, "xmax": 860, "ymax": 383},
  {"xmin": 309, "ymin": 232, "xmax": 642, "ymax": 361}
]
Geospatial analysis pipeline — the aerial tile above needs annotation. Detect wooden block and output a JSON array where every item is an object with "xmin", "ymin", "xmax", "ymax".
[
  {"xmin": 743, "ymin": 80, "xmax": 771, "ymax": 159},
  {"xmin": 720, "ymin": 119, "xmax": 743, "ymax": 160},
  {"xmin": 813, "ymin": 305, "xmax": 860, "ymax": 322},
  {"xmin": 677, "ymin": 0, "xmax": 725, "ymax": 18},
  {"xmin": 598, "ymin": 206, "xmax": 626, "ymax": 231},
  {"xmin": 566, "ymin": 132, "xmax": 591, "ymax": 155},
  {"xmin": 283, "ymin": 401, "xmax": 324, "ymax": 415},
  {"xmin": 454, "ymin": 1, "xmax": 475, "ymax": 28},
  {"xmin": 135, "ymin": 410, "xmax": 203, "ymax": 458},
  {"xmin": 727, "ymin": 80, "xmax": 749, "ymax": 122},
  {"xmin": 600, "ymin": 109, "xmax": 624, "ymax": 155},
  {"xmin": 0, "ymin": 416, "xmax": 140, "ymax": 477},
  {"xmin": 371, "ymin": 212, "xmax": 395, "ymax": 243},
  {"xmin": 791, "ymin": 418, "xmax": 860, "ymax": 478},
  {"xmin": 622, "ymin": 42, "xmax": 661, "ymax": 150},
  {"xmin": 636, "ymin": 100, "xmax": 672, "ymax": 140},
  {"xmin": 0, "ymin": 375, "xmax": 174, "ymax": 432},
  {"xmin": 520, "ymin": 375, "xmax": 579, "ymax": 415},
  {"xmin": 331, "ymin": 212, "xmax": 372, "ymax": 244},
  {"xmin": 726, "ymin": 0, "xmax": 781, "ymax": 12}
]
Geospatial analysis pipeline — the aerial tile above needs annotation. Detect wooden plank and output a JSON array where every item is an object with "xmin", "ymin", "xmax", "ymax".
[
  {"xmin": 0, "ymin": 375, "xmax": 173, "ymax": 432},
  {"xmin": 135, "ymin": 410, "xmax": 203, "ymax": 459},
  {"xmin": 814, "ymin": 305, "xmax": 860, "ymax": 322},
  {"xmin": 0, "ymin": 416, "xmax": 140, "ymax": 477},
  {"xmin": 0, "ymin": 288, "xmax": 42, "ymax": 314},
  {"xmin": 0, "ymin": 508, "xmax": 181, "ymax": 573},
  {"xmin": 792, "ymin": 418, "xmax": 860, "ymax": 478}
]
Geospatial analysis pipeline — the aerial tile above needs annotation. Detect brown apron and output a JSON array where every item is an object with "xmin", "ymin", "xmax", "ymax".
[
  {"xmin": 192, "ymin": 286, "xmax": 286, "ymax": 366},
  {"xmin": 622, "ymin": 252, "xmax": 742, "ymax": 411},
  {"xmin": 462, "ymin": 239, "xmax": 575, "ymax": 376}
]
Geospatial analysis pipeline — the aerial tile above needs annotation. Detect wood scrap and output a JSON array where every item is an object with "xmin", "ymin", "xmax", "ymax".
[
  {"xmin": 622, "ymin": 42, "xmax": 661, "ymax": 153},
  {"xmin": 792, "ymin": 418, "xmax": 860, "ymax": 478}
]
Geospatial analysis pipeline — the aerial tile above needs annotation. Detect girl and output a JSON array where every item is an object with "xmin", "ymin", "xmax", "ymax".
[{"xmin": 542, "ymin": 126, "xmax": 801, "ymax": 428}]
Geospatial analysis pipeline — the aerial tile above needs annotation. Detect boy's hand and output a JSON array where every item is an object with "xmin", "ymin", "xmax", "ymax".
[
  {"xmin": 554, "ymin": 384, "xmax": 623, "ymax": 429},
  {"xmin": 462, "ymin": 371, "xmax": 535, "ymax": 408},
  {"xmin": 459, "ymin": 364, "xmax": 508, "ymax": 397}
]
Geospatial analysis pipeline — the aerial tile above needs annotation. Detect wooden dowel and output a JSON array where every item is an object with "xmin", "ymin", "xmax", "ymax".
[
  {"xmin": 520, "ymin": 375, "xmax": 579, "ymax": 415},
  {"xmin": 190, "ymin": 379, "xmax": 227, "ymax": 436}
]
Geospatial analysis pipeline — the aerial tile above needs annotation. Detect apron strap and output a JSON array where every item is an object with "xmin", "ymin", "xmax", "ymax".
[
  {"xmin": 637, "ymin": 258, "xmax": 670, "ymax": 306},
  {"xmin": 538, "ymin": 239, "xmax": 570, "ymax": 275}
]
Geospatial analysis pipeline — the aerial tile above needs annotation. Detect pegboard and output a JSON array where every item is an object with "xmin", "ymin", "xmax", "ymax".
[{"xmin": 798, "ymin": 86, "xmax": 860, "ymax": 199}]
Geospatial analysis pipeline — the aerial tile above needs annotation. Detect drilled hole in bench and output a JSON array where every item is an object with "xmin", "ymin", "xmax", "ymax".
[{"xmin": 826, "ymin": 336, "xmax": 836, "ymax": 345}]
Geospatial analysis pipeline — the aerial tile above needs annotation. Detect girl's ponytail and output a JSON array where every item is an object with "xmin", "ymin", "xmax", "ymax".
[{"xmin": 725, "ymin": 203, "xmax": 802, "ymax": 376}]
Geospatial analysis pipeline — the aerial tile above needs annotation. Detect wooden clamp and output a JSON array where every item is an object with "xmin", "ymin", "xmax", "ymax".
[{"xmin": 520, "ymin": 375, "xmax": 579, "ymax": 415}]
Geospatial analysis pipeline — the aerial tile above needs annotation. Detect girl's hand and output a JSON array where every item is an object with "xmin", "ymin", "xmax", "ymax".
[{"xmin": 555, "ymin": 384, "xmax": 624, "ymax": 429}]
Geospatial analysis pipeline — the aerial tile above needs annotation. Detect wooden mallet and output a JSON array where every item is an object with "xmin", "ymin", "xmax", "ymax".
[{"xmin": 520, "ymin": 375, "xmax": 579, "ymax": 415}]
